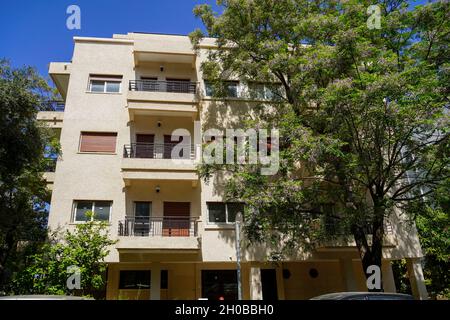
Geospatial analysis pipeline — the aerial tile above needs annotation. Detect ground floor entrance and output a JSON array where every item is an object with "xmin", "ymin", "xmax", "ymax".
[{"xmin": 105, "ymin": 258, "xmax": 423, "ymax": 300}]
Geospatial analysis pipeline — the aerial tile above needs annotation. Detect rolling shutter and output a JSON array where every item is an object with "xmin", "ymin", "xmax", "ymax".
[{"xmin": 80, "ymin": 132, "xmax": 117, "ymax": 153}]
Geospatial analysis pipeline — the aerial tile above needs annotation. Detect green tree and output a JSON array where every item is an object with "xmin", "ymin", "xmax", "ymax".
[
  {"xmin": 13, "ymin": 212, "xmax": 117, "ymax": 297},
  {"xmin": 191, "ymin": 0, "xmax": 449, "ymax": 290},
  {"xmin": 414, "ymin": 179, "xmax": 450, "ymax": 299},
  {"xmin": 0, "ymin": 60, "xmax": 59, "ymax": 292}
]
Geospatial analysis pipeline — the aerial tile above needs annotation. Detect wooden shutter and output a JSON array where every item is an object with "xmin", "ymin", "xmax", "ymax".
[
  {"xmin": 163, "ymin": 202, "xmax": 190, "ymax": 237},
  {"xmin": 135, "ymin": 134, "xmax": 154, "ymax": 158},
  {"xmin": 163, "ymin": 202, "xmax": 190, "ymax": 217},
  {"xmin": 80, "ymin": 132, "xmax": 117, "ymax": 153}
]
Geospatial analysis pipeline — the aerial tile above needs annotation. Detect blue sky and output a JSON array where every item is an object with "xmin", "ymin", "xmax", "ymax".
[
  {"xmin": 0, "ymin": 0, "xmax": 430, "ymax": 79},
  {"xmin": 0, "ymin": 0, "xmax": 219, "ymax": 77}
]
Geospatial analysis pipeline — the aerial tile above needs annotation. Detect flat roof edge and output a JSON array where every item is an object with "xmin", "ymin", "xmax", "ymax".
[{"xmin": 73, "ymin": 37, "xmax": 134, "ymax": 45}]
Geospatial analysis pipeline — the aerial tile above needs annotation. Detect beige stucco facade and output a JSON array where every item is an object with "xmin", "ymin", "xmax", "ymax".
[{"xmin": 41, "ymin": 32, "xmax": 428, "ymax": 300}]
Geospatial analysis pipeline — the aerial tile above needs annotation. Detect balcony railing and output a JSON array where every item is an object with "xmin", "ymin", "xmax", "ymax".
[
  {"xmin": 129, "ymin": 80, "xmax": 197, "ymax": 94},
  {"xmin": 40, "ymin": 101, "xmax": 65, "ymax": 112},
  {"xmin": 123, "ymin": 143, "xmax": 195, "ymax": 159},
  {"xmin": 118, "ymin": 216, "xmax": 198, "ymax": 237},
  {"xmin": 43, "ymin": 158, "xmax": 57, "ymax": 172},
  {"xmin": 323, "ymin": 217, "xmax": 394, "ymax": 235}
]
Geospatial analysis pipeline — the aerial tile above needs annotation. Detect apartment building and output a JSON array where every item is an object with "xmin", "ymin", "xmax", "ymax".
[{"xmin": 38, "ymin": 32, "xmax": 429, "ymax": 300}]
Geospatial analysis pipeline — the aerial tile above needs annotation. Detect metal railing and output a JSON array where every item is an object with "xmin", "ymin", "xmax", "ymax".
[
  {"xmin": 118, "ymin": 216, "xmax": 198, "ymax": 237},
  {"xmin": 40, "ymin": 101, "xmax": 65, "ymax": 112},
  {"xmin": 123, "ymin": 143, "xmax": 195, "ymax": 159},
  {"xmin": 43, "ymin": 158, "xmax": 57, "ymax": 172},
  {"xmin": 129, "ymin": 80, "xmax": 197, "ymax": 94}
]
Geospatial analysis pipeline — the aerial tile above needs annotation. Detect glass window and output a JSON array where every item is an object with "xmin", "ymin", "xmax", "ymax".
[
  {"xmin": 226, "ymin": 81, "xmax": 239, "ymax": 98},
  {"xmin": 119, "ymin": 270, "xmax": 150, "ymax": 289},
  {"xmin": 90, "ymin": 80, "xmax": 105, "ymax": 92},
  {"xmin": 75, "ymin": 201, "xmax": 92, "ymax": 222},
  {"xmin": 94, "ymin": 201, "xmax": 111, "ymax": 221},
  {"xmin": 208, "ymin": 202, "xmax": 226, "ymax": 223},
  {"xmin": 249, "ymin": 83, "xmax": 266, "ymax": 100},
  {"xmin": 226, "ymin": 203, "xmax": 244, "ymax": 223},
  {"xmin": 208, "ymin": 202, "xmax": 245, "ymax": 223},
  {"xmin": 74, "ymin": 200, "xmax": 112, "ymax": 222},
  {"xmin": 106, "ymin": 81, "xmax": 120, "ymax": 93},
  {"xmin": 89, "ymin": 75, "xmax": 122, "ymax": 93},
  {"xmin": 204, "ymin": 81, "xmax": 214, "ymax": 96}
]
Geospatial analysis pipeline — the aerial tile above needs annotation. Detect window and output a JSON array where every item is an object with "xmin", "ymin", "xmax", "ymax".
[
  {"xmin": 119, "ymin": 271, "xmax": 150, "ymax": 289},
  {"xmin": 204, "ymin": 81, "xmax": 239, "ymax": 98},
  {"xmin": 204, "ymin": 81, "xmax": 214, "ymax": 97},
  {"xmin": 118, "ymin": 270, "xmax": 168, "ymax": 290},
  {"xmin": 207, "ymin": 202, "xmax": 244, "ymax": 223},
  {"xmin": 73, "ymin": 200, "xmax": 112, "ymax": 222},
  {"xmin": 79, "ymin": 132, "xmax": 117, "ymax": 153},
  {"xmin": 226, "ymin": 81, "xmax": 239, "ymax": 98},
  {"xmin": 88, "ymin": 75, "xmax": 122, "ymax": 93},
  {"xmin": 248, "ymin": 83, "xmax": 283, "ymax": 101}
]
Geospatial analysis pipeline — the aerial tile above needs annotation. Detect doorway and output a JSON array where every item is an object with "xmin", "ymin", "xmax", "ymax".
[
  {"xmin": 134, "ymin": 202, "xmax": 151, "ymax": 236},
  {"xmin": 261, "ymin": 269, "xmax": 278, "ymax": 300},
  {"xmin": 201, "ymin": 270, "xmax": 238, "ymax": 300},
  {"xmin": 135, "ymin": 134, "xmax": 154, "ymax": 158}
]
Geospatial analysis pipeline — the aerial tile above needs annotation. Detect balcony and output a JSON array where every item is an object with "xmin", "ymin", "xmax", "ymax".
[
  {"xmin": 119, "ymin": 216, "xmax": 198, "ymax": 237},
  {"xmin": 317, "ymin": 218, "xmax": 396, "ymax": 250},
  {"xmin": 49, "ymin": 62, "xmax": 71, "ymax": 100},
  {"xmin": 42, "ymin": 158, "xmax": 57, "ymax": 188},
  {"xmin": 43, "ymin": 158, "xmax": 57, "ymax": 173},
  {"xmin": 123, "ymin": 143, "xmax": 195, "ymax": 160},
  {"xmin": 130, "ymin": 80, "xmax": 197, "ymax": 94},
  {"xmin": 127, "ymin": 80, "xmax": 198, "ymax": 119},
  {"xmin": 121, "ymin": 143, "xmax": 199, "ymax": 184},
  {"xmin": 37, "ymin": 101, "xmax": 65, "ymax": 129},
  {"xmin": 132, "ymin": 35, "xmax": 196, "ymax": 66},
  {"xmin": 116, "ymin": 216, "xmax": 201, "ymax": 251}
]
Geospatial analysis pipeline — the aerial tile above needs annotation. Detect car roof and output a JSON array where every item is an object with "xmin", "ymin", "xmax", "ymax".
[{"xmin": 310, "ymin": 292, "xmax": 414, "ymax": 300}]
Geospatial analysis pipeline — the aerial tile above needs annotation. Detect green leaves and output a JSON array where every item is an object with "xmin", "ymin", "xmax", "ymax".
[
  {"xmin": 13, "ymin": 219, "xmax": 117, "ymax": 297},
  {"xmin": 192, "ymin": 1, "xmax": 449, "ymax": 276},
  {"xmin": 0, "ymin": 60, "xmax": 58, "ymax": 292}
]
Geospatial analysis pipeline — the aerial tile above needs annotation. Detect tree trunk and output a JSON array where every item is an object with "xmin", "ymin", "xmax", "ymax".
[{"xmin": 352, "ymin": 202, "xmax": 385, "ymax": 292}]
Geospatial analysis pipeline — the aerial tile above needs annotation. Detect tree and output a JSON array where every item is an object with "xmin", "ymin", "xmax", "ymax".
[
  {"xmin": 13, "ymin": 212, "xmax": 116, "ymax": 297},
  {"xmin": 0, "ymin": 60, "xmax": 59, "ymax": 292},
  {"xmin": 414, "ymin": 179, "xmax": 450, "ymax": 299},
  {"xmin": 191, "ymin": 0, "xmax": 449, "ymax": 289}
]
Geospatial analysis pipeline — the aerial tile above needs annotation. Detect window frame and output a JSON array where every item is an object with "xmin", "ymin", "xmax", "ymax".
[
  {"xmin": 72, "ymin": 200, "xmax": 112, "ymax": 223},
  {"xmin": 207, "ymin": 202, "xmax": 244, "ymax": 225},
  {"xmin": 87, "ymin": 75, "xmax": 122, "ymax": 93}
]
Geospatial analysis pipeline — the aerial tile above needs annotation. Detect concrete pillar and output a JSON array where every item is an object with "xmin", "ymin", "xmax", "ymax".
[
  {"xmin": 275, "ymin": 266, "xmax": 285, "ymax": 300},
  {"xmin": 381, "ymin": 260, "xmax": 396, "ymax": 293},
  {"xmin": 406, "ymin": 258, "xmax": 428, "ymax": 300},
  {"xmin": 340, "ymin": 259, "xmax": 358, "ymax": 291},
  {"xmin": 151, "ymin": 263, "xmax": 161, "ymax": 300},
  {"xmin": 249, "ymin": 267, "xmax": 262, "ymax": 300}
]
